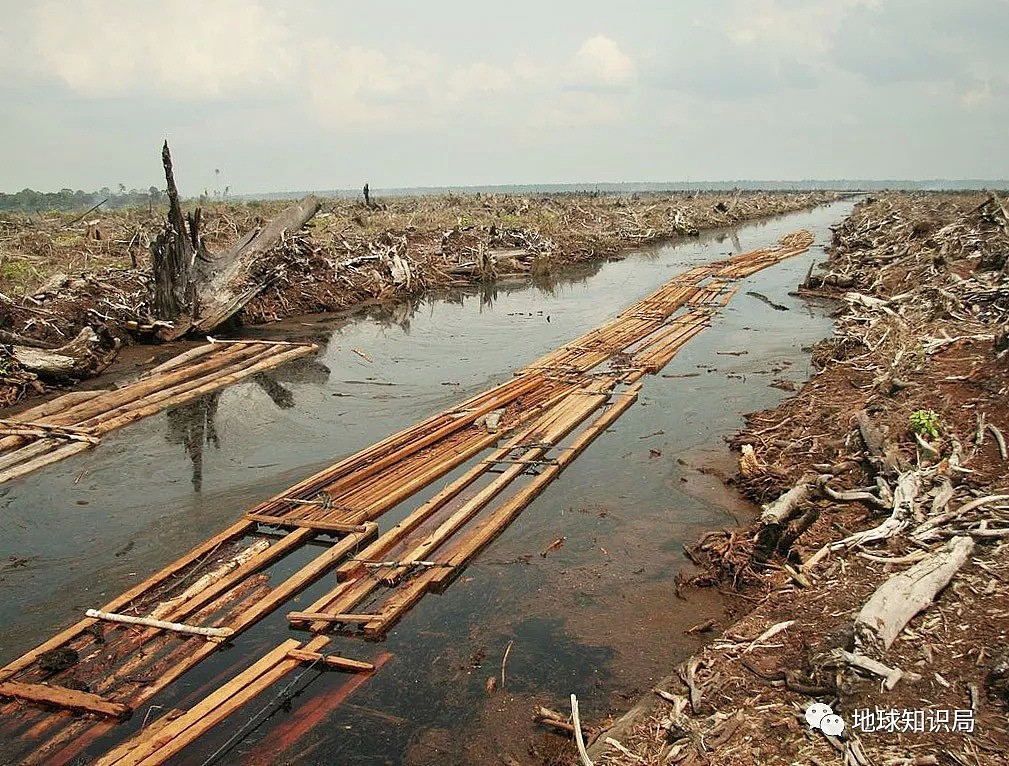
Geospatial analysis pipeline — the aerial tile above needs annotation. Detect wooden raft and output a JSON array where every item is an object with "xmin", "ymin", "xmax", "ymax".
[
  {"xmin": 0, "ymin": 339, "xmax": 318, "ymax": 485},
  {"xmin": 0, "ymin": 232, "xmax": 814, "ymax": 766}
]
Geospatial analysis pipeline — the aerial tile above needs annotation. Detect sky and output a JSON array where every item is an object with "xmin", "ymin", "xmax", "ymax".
[{"xmin": 1, "ymin": 0, "xmax": 1007, "ymax": 195}]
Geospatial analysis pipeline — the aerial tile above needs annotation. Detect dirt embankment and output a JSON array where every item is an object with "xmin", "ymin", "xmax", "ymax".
[
  {"xmin": 0, "ymin": 191, "xmax": 833, "ymax": 406},
  {"xmin": 590, "ymin": 192, "xmax": 1009, "ymax": 766}
]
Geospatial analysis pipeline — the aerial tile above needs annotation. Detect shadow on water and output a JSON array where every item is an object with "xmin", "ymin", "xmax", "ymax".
[{"xmin": 0, "ymin": 199, "xmax": 858, "ymax": 765}]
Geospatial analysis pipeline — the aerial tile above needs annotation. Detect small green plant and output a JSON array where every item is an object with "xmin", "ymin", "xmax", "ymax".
[{"xmin": 909, "ymin": 409, "xmax": 940, "ymax": 440}]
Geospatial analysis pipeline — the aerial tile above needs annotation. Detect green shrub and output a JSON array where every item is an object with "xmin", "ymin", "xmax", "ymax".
[{"xmin": 909, "ymin": 409, "xmax": 940, "ymax": 440}]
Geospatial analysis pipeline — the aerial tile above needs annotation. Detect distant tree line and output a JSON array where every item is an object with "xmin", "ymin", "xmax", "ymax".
[{"xmin": 0, "ymin": 186, "xmax": 166, "ymax": 214}]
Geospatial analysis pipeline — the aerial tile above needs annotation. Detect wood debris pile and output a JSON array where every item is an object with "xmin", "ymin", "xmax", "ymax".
[
  {"xmin": 1, "ymin": 191, "xmax": 835, "ymax": 405},
  {"xmin": 590, "ymin": 192, "xmax": 1009, "ymax": 765}
]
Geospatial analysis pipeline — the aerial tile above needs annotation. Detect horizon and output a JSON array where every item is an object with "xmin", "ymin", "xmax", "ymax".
[{"xmin": 5, "ymin": 177, "xmax": 1009, "ymax": 201}]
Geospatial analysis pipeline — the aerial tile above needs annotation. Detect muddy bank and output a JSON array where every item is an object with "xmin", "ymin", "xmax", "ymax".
[
  {"xmin": 0, "ymin": 191, "xmax": 836, "ymax": 406},
  {"xmin": 591, "ymin": 191, "xmax": 1009, "ymax": 765}
]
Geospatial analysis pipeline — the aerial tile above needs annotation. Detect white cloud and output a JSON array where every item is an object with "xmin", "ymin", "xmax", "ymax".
[
  {"xmin": 31, "ymin": 0, "xmax": 292, "ymax": 98},
  {"xmin": 13, "ymin": 3, "xmax": 640, "ymax": 138},
  {"xmin": 303, "ymin": 41, "xmax": 444, "ymax": 128},
  {"xmin": 303, "ymin": 35, "xmax": 637, "ymax": 133},
  {"xmin": 722, "ymin": 0, "xmax": 878, "ymax": 53},
  {"xmin": 572, "ymin": 35, "xmax": 636, "ymax": 87},
  {"xmin": 962, "ymin": 79, "xmax": 992, "ymax": 108}
]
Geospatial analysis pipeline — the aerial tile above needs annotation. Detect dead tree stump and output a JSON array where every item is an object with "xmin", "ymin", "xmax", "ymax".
[
  {"xmin": 148, "ymin": 141, "xmax": 319, "ymax": 340},
  {"xmin": 151, "ymin": 141, "xmax": 200, "ymax": 321}
]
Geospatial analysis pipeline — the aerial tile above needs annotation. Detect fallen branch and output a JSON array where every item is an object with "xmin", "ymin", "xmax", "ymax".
[
  {"xmin": 832, "ymin": 471, "xmax": 921, "ymax": 549},
  {"xmin": 818, "ymin": 475, "xmax": 890, "ymax": 509},
  {"xmin": 987, "ymin": 423, "xmax": 1008, "ymax": 460},
  {"xmin": 854, "ymin": 535, "xmax": 974, "ymax": 653},
  {"xmin": 571, "ymin": 694, "xmax": 593, "ymax": 766},
  {"xmin": 85, "ymin": 609, "xmax": 234, "ymax": 639},
  {"xmin": 913, "ymin": 494, "xmax": 1009, "ymax": 541},
  {"xmin": 824, "ymin": 648, "xmax": 920, "ymax": 691}
]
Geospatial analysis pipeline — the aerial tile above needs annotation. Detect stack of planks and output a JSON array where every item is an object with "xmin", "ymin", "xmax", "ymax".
[
  {"xmin": 0, "ymin": 231, "xmax": 814, "ymax": 766},
  {"xmin": 0, "ymin": 339, "xmax": 318, "ymax": 484}
]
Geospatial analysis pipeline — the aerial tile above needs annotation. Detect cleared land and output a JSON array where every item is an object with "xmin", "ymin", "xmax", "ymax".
[
  {"xmin": 0, "ymin": 191, "xmax": 833, "ymax": 406},
  {"xmin": 588, "ymin": 192, "xmax": 1009, "ymax": 766}
]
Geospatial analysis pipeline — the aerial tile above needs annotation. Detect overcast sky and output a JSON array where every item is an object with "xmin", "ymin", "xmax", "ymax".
[{"xmin": 1, "ymin": 0, "xmax": 1006, "ymax": 195}]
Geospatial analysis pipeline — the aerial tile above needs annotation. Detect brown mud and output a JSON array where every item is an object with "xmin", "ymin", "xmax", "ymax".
[{"xmin": 591, "ymin": 191, "xmax": 1009, "ymax": 766}]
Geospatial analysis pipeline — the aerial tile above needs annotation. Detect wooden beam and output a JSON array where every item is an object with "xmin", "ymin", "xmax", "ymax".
[
  {"xmin": 286, "ymin": 650, "xmax": 374, "ymax": 672},
  {"xmin": 0, "ymin": 681, "xmax": 130, "ymax": 719},
  {"xmin": 287, "ymin": 612, "xmax": 381, "ymax": 624}
]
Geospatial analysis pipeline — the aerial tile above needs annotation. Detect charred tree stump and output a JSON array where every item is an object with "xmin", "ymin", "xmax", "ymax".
[
  {"xmin": 149, "ymin": 141, "xmax": 320, "ymax": 341},
  {"xmin": 151, "ymin": 142, "xmax": 198, "ymax": 322}
]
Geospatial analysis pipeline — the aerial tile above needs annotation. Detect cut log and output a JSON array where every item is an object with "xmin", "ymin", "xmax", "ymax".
[
  {"xmin": 855, "ymin": 535, "xmax": 974, "ymax": 653},
  {"xmin": 760, "ymin": 475, "xmax": 814, "ymax": 524},
  {"xmin": 0, "ymin": 680, "xmax": 130, "ymax": 719},
  {"xmin": 10, "ymin": 326, "xmax": 120, "ymax": 381}
]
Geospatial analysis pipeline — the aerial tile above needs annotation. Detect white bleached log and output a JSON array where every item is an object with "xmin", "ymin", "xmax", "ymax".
[
  {"xmin": 760, "ymin": 475, "xmax": 814, "ymax": 524},
  {"xmin": 832, "ymin": 470, "xmax": 921, "ymax": 549},
  {"xmin": 855, "ymin": 535, "xmax": 974, "ymax": 652},
  {"xmin": 85, "ymin": 609, "xmax": 234, "ymax": 639}
]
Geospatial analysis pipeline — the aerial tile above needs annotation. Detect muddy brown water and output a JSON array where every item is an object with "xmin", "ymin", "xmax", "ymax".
[{"xmin": 0, "ymin": 199, "xmax": 856, "ymax": 765}]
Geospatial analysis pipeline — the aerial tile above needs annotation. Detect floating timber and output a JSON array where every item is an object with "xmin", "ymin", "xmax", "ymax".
[
  {"xmin": 0, "ymin": 231, "xmax": 814, "ymax": 765},
  {"xmin": 0, "ymin": 339, "xmax": 318, "ymax": 485}
]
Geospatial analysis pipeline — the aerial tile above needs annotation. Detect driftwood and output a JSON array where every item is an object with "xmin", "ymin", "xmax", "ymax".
[
  {"xmin": 151, "ymin": 142, "xmax": 320, "ymax": 339},
  {"xmin": 759, "ymin": 475, "xmax": 814, "ymax": 524},
  {"xmin": 832, "ymin": 470, "xmax": 921, "ymax": 549},
  {"xmin": 854, "ymin": 535, "xmax": 974, "ymax": 653},
  {"xmin": 9, "ymin": 326, "xmax": 120, "ymax": 380}
]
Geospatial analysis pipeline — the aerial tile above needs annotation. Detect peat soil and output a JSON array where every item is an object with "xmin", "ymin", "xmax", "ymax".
[{"xmin": 589, "ymin": 192, "xmax": 1009, "ymax": 766}]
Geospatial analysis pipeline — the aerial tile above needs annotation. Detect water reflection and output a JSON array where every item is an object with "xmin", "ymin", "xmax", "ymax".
[
  {"xmin": 253, "ymin": 373, "xmax": 295, "ymax": 409},
  {"xmin": 165, "ymin": 391, "xmax": 221, "ymax": 492},
  {"xmin": 162, "ymin": 356, "xmax": 333, "ymax": 491},
  {"xmin": 712, "ymin": 231, "xmax": 744, "ymax": 253}
]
